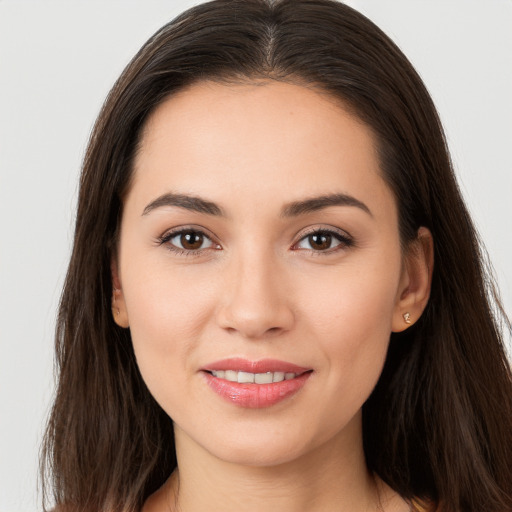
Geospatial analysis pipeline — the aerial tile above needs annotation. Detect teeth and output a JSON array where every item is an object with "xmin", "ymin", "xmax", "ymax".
[
  {"xmin": 211, "ymin": 370, "xmax": 297, "ymax": 383},
  {"xmin": 255, "ymin": 372, "xmax": 273, "ymax": 384},
  {"xmin": 237, "ymin": 371, "xmax": 254, "ymax": 383},
  {"xmin": 225, "ymin": 370, "xmax": 237, "ymax": 381},
  {"xmin": 273, "ymin": 371, "xmax": 285, "ymax": 382}
]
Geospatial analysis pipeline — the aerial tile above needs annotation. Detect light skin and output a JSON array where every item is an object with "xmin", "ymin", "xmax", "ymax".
[{"xmin": 112, "ymin": 80, "xmax": 433, "ymax": 512}]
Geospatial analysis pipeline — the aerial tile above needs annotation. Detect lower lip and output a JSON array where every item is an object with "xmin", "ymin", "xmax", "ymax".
[{"xmin": 203, "ymin": 371, "xmax": 312, "ymax": 408}]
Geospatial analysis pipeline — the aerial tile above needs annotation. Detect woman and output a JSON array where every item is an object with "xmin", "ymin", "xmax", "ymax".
[{"xmin": 41, "ymin": 1, "xmax": 512, "ymax": 511}]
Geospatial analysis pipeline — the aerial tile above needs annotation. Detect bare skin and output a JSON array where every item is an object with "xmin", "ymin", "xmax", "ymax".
[{"xmin": 113, "ymin": 81, "xmax": 433, "ymax": 512}]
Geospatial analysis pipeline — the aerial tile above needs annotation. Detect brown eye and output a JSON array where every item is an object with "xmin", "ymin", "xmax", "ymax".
[
  {"xmin": 308, "ymin": 233, "xmax": 332, "ymax": 251},
  {"xmin": 295, "ymin": 229, "xmax": 353, "ymax": 253},
  {"xmin": 164, "ymin": 229, "xmax": 215, "ymax": 252},
  {"xmin": 180, "ymin": 231, "xmax": 205, "ymax": 250}
]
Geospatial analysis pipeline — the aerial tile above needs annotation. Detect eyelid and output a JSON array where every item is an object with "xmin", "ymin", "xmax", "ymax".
[
  {"xmin": 155, "ymin": 224, "xmax": 353, "ymax": 256},
  {"xmin": 292, "ymin": 225, "xmax": 354, "ymax": 252},
  {"xmin": 156, "ymin": 225, "xmax": 221, "ymax": 255}
]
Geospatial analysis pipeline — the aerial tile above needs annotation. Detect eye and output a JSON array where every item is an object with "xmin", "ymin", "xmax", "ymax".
[
  {"xmin": 158, "ymin": 228, "xmax": 219, "ymax": 254},
  {"xmin": 294, "ymin": 229, "xmax": 353, "ymax": 253}
]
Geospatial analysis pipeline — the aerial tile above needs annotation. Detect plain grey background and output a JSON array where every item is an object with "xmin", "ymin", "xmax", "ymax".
[{"xmin": 1, "ymin": 1, "xmax": 511, "ymax": 510}]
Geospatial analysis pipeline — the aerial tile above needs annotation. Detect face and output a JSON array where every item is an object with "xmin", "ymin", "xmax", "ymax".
[{"xmin": 114, "ymin": 81, "xmax": 416, "ymax": 467}]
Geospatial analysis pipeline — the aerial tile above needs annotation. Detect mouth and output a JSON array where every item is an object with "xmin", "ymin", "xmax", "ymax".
[
  {"xmin": 208, "ymin": 369, "xmax": 301, "ymax": 384},
  {"xmin": 201, "ymin": 358, "xmax": 313, "ymax": 408}
]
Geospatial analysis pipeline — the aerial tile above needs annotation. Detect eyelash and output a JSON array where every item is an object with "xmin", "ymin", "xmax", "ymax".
[
  {"xmin": 157, "ymin": 227, "xmax": 220, "ymax": 257},
  {"xmin": 292, "ymin": 227, "xmax": 354, "ymax": 254},
  {"xmin": 157, "ymin": 226, "xmax": 354, "ymax": 256}
]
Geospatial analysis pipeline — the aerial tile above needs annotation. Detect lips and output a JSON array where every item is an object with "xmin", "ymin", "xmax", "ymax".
[{"xmin": 201, "ymin": 358, "xmax": 312, "ymax": 408}]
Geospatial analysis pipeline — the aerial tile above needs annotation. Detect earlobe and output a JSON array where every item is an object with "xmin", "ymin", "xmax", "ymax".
[
  {"xmin": 392, "ymin": 227, "xmax": 434, "ymax": 333},
  {"xmin": 111, "ymin": 259, "xmax": 130, "ymax": 328}
]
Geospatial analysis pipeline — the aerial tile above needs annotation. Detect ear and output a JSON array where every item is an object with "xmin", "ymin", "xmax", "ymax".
[
  {"xmin": 111, "ymin": 258, "xmax": 130, "ymax": 328},
  {"xmin": 392, "ymin": 227, "xmax": 434, "ymax": 332}
]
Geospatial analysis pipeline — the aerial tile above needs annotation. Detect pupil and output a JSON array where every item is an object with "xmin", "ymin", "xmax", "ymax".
[
  {"xmin": 310, "ymin": 233, "xmax": 331, "ymax": 250},
  {"xmin": 181, "ymin": 232, "xmax": 203, "ymax": 250}
]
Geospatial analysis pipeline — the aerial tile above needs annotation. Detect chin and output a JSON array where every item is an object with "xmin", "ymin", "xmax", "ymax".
[
  {"xmin": 209, "ymin": 440, "xmax": 310, "ymax": 468},
  {"xmin": 176, "ymin": 418, "xmax": 318, "ymax": 467},
  {"xmin": 183, "ymin": 414, "xmax": 354, "ymax": 469}
]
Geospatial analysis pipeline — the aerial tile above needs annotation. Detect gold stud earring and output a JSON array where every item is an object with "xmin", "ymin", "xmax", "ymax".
[{"xmin": 403, "ymin": 312, "xmax": 412, "ymax": 324}]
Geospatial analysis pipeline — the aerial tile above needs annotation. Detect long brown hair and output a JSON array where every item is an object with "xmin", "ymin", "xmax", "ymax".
[{"xmin": 41, "ymin": 1, "xmax": 512, "ymax": 511}]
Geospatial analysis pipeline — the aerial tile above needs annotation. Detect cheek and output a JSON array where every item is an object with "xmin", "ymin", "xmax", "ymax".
[
  {"xmin": 123, "ymin": 241, "xmax": 218, "ymax": 334},
  {"xmin": 122, "ymin": 262, "xmax": 218, "ymax": 395},
  {"xmin": 300, "ymin": 257, "xmax": 400, "ymax": 382},
  {"xmin": 305, "ymin": 258, "xmax": 398, "ymax": 328}
]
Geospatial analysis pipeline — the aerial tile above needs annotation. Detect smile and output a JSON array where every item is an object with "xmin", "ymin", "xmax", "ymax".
[
  {"xmin": 210, "ymin": 370, "xmax": 298, "ymax": 383},
  {"xmin": 202, "ymin": 358, "xmax": 313, "ymax": 408}
]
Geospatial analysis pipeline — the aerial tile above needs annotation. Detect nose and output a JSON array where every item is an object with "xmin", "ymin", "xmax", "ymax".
[{"xmin": 216, "ymin": 251, "xmax": 295, "ymax": 339}]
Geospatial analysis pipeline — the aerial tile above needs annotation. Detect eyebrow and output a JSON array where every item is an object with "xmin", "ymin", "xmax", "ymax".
[
  {"xmin": 142, "ymin": 193, "xmax": 224, "ymax": 216},
  {"xmin": 281, "ymin": 193, "xmax": 372, "ymax": 217},
  {"xmin": 142, "ymin": 191, "xmax": 372, "ymax": 218}
]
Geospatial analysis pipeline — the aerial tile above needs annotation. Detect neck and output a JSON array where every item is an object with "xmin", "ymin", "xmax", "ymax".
[{"xmin": 151, "ymin": 415, "xmax": 383, "ymax": 512}]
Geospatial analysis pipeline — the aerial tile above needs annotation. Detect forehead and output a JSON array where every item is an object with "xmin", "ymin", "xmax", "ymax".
[
  {"xmin": 130, "ymin": 80, "xmax": 395, "ymax": 220},
  {"xmin": 138, "ymin": 80, "xmax": 375, "ymax": 164}
]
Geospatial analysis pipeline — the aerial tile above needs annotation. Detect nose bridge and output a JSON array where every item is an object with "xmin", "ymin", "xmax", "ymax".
[{"xmin": 217, "ymin": 243, "xmax": 294, "ymax": 338}]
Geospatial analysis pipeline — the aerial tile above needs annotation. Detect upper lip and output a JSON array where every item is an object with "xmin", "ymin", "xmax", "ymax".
[{"xmin": 202, "ymin": 358, "xmax": 311, "ymax": 374}]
